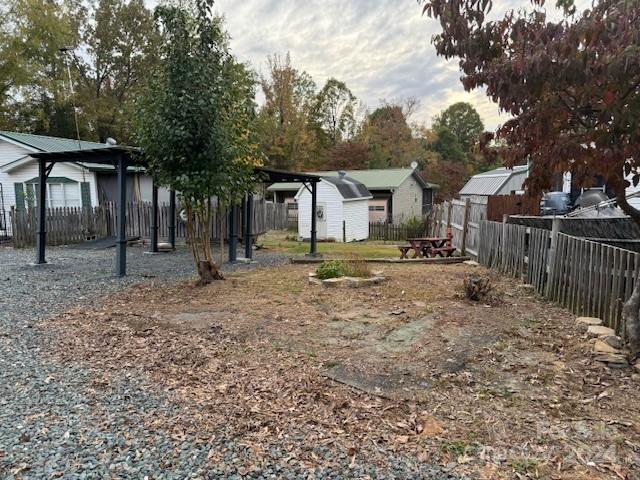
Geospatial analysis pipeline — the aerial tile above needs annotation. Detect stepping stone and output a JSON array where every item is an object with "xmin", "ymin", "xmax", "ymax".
[
  {"xmin": 593, "ymin": 339, "xmax": 621, "ymax": 354},
  {"xmin": 587, "ymin": 325, "xmax": 615, "ymax": 338},
  {"xmin": 576, "ymin": 317, "xmax": 603, "ymax": 327}
]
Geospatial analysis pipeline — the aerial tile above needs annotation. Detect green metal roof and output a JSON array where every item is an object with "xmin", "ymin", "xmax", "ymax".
[
  {"xmin": 0, "ymin": 130, "xmax": 108, "ymax": 152},
  {"xmin": 267, "ymin": 168, "xmax": 433, "ymax": 192}
]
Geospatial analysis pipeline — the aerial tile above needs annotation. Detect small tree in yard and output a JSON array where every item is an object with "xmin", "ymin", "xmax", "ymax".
[
  {"xmin": 420, "ymin": 0, "xmax": 640, "ymax": 357},
  {"xmin": 135, "ymin": 0, "xmax": 261, "ymax": 284}
]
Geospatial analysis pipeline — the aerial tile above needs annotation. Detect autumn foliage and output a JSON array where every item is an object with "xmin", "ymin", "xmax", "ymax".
[{"xmin": 421, "ymin": 0, "xmax": 640, "ymax": 356}]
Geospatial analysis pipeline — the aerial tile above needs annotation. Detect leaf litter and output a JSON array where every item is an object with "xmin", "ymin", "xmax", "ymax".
[{"xmin": 41, "ymin": 263, "xmax": 640, "ymax": 479}]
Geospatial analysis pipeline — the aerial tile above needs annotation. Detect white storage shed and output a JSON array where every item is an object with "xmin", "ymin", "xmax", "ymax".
[{"xmin": 296, "ymin": 173, "xmax": 372, "ymax": 242}]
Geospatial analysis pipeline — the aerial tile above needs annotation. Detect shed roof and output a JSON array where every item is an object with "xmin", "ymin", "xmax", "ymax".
[
  {"xmin": 296, "ymin": 176, "xmax": 372, "ymax": 201},
  {"xmin": 322, "ymin": 176, "xmax": 372, "ymax": 199},
  {"xmin": 268, "ymin": 168, "xmax": 434, "ymax": 192},
  {"xmin": 459, "ymin": 165, "xmax": 528, "ymax": 196}
]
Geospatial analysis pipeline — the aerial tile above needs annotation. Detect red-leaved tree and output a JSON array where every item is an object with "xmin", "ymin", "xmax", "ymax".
[{"xmin": 421, "ymin": 0, "xmax": 640, "ymax": 357}]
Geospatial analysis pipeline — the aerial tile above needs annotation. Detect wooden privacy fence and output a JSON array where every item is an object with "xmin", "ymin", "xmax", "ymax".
[
  {"xmin": 429, "ymin": 198, "xmax": 487, "ymax": 256},
  {"xmin": 10, "ymin": 200, "xmax": 289, "ymax": 248},
  {"xmin": 478, "ymin": 220, "xmax": 640, "ymax": 335},
  {"xmin": 486, "ymin": 194, "xmax": 540, "ymax": 222}
]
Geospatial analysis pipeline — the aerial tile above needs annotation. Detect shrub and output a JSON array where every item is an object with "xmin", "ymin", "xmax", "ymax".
[
  {"xmin": 402, "ymin": 216, "xmax": 427, "ymax": 237},
  {"xmin": 316, "ymin": 260, "xmax": 348, "ymax": 280},
  {"xmin": 315, "ymin": 257, "xmax": 372, "ymax": 279}
]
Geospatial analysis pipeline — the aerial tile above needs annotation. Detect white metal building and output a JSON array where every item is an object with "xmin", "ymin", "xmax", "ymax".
[
  {"xmin": 459, "ymin": 165, "xmax": 530, "ymax": 201},
  {"xmin": 296, "ymin": 174, "xmax": 372, "ymax": 242}
]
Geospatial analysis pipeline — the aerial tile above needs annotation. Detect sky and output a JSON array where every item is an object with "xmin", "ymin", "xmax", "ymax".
[{"xmin": 206, "ymin": 0, "xmax": 590, "ymax": 132}]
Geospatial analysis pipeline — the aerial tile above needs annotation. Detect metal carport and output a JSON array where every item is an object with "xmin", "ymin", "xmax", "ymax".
[{"xmin": 26, "ymin": 150, "xmax": 321, "ymax": 277}]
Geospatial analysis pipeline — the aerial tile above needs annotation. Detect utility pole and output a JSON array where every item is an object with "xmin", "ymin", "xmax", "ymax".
[{"xmin": 59, "ymin": 47, "xmax": 82, "ymax": 149}]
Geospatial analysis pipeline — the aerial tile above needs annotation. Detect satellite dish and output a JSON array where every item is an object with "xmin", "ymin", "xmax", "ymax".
[
  {"xmin": 105, "ymin": 137, "xmax": 117, "ymax": 146},
  {"xmin": 410, "ymin": 160, "xmax": 418, "ymax": 170}
]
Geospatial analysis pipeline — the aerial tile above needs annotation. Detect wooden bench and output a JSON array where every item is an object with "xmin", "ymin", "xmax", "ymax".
[{"xmin": 428, "ymin": 246, "xmax": 456, "ymax": 258}]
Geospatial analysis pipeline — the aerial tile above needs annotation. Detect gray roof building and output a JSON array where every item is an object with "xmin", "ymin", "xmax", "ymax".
[{"xmin": 459, "ymin": 165, "xmax": 529, "ymax": 197}]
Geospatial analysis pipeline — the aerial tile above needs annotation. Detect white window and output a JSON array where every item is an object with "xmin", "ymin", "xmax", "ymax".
[{"xmin": 28, "ymin": 181, "xmax": 81, "ymax": 208}]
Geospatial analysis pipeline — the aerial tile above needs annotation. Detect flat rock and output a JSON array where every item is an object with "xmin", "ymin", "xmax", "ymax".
[
  {"xmin": 587, "ymin": 325, "xmax": 616, "ymax": 338},
  {"xmin": 463, "ymin": 260, "xmax": 479, "ymax": 266},
  {"xmin": 322, "ymin": 277, "xmax": 345, "ymax": 287},
  {"xmin": 593, "ymin": 353, "xmax": 629, "ymax": 367},
  {"xmin": 576, "ymin": 316, "xmax": 603, "ymax": 327},
  {"xmin": 602, "ymin": 335, "xmax": 623, "ymax": 350},
  {"xmin": 308, "ymin": 276, "xmax": 322, "ymax": 285},
  {"xmin": 593, "ymin": 339, "xmax": 621, "ymax": 354}
]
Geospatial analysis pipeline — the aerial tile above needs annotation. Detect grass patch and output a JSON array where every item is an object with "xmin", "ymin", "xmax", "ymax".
[
  {"xmin": 508, "ymin": 457, "xmax": 540, "ymax": 475},
  {"xmin": 440, "ymin": 440, "xmax": 476, "ymax": 457},
  {"xmin": 259, "ymin": 231, "xmax": 399, "ymax": 258}
]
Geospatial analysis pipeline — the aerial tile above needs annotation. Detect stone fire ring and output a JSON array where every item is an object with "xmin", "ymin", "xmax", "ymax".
[{"xmin": 308, "ymin": 271, "xmax": 386, "ymax": 289}]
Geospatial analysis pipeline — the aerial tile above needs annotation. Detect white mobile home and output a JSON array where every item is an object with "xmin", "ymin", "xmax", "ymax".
[{"xmin": 296, "ymin": 174, "xmax": 372, "ymax": 242}]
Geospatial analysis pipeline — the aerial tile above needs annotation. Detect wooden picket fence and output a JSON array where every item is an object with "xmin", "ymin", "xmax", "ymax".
[
  {"xmin": 478, "ymin": 220, "xmax": 640, "ymax": 335},
  {"xmin": 10, "ymin": 200, "xmax": 289, "ymax": 248},
  {"xmin": 368, "ymin": 221, "xmax": 428, "ymax": 241}
]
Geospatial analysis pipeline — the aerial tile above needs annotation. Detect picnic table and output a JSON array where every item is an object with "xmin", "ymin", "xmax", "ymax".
[{"xmin": 398, "ymin": 235, "xmax": 456, "ymax": 259}]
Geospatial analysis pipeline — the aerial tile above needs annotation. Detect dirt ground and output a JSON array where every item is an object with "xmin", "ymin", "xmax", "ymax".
[{"xmin": 44, "ymin": 263, "xmax": 640, "ymax": 479}]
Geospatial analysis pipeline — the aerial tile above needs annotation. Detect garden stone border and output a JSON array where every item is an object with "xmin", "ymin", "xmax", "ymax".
[{"xmin": 308, "ymin": 271, "xmax": 386, "ymax": 288}]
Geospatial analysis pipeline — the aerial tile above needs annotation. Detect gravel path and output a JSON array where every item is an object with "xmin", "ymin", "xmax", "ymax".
[{"xmin": 0, "ymin": 245, "xmax": 462, "ymax": 479}]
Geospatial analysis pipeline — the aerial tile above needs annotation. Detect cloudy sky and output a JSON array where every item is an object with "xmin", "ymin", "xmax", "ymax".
[{"xmin": 208, "ymin": 0, "xmax": 589, "ymax": 131}]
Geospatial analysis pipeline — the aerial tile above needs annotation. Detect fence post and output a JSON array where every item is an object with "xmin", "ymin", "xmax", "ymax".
[
  {"xmin": 446, "ymin": 201, "xmax": 453, "ymax": 229},
  {"xmin": 460, "ymin": 198, "xmax": 470, "ymax": 256},
  {"xmin": 546, "ymin": 217, "xmax": 561, "ymax": 296}
]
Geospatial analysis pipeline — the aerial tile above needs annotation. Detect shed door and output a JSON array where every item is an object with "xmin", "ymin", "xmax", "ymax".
[{"xmin": 316, "ymin": 203, "xmax": 327, "ymax": 239}]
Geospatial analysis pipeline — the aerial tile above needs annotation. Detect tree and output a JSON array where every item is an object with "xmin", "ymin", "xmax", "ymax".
[
  {"xmin": 1, "ymin": 0, "xmax": 84, "ymax": 136},
  {"xmin": 432, "ymin": 102, "xmax": 484, "ymax": 154},
  {"xmin": 256, "ymin": 53, "xmax": 318, "ymax": 170},
  {"xmin": 322, "ymin": 142, "xmax": 370, "ymax": 170},
  {"xmin": 430, "ymin": 125, "xmax": 466, "ymax": 163},
  {"xmin": 422, "ymin": 0, "xmax": 640, "ymax": 356},
  {"xmin": 360, "ymin": 102, "xmax": 417, "ymax": 168},
  {"xmin": 312, "ymin": 78, "xmax": 359, "ymax": 146},
  {"xmin": 135, "ymin": 0, "xmax": 261, "ymax": 284},
  {"xmin": 76, "ymin": 0, "xmax": 160, "ymax": 143}
]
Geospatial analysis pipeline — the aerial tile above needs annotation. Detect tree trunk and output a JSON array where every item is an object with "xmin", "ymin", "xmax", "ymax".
[
  {"xmin": 616, "ymin": 191, "xmax": 640, "ymax": 359},
  {"xmin": 197, "ymin": 260, "xmax": 223, "ymax": 285},
  {"xmin": 185, "ymin": 199, "xmax": 224, "ymax": 285}
]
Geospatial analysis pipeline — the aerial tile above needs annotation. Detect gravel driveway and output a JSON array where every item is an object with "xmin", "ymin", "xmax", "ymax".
[{"xmin": 0, "ymin": 245, "xmax": 461, "ymax": 479}]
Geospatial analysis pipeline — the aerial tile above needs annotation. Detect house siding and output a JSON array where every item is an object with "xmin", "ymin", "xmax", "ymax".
[
  {"xmin": 296, "ymin": 181, "xmax": 369, "ymax": 242},
  {"xmin": 392, "ymin": 175, "xmax": 423, "ymax": 223},
  {"xmin": 343, "ymin": 200, "xmax": 369, "ymax": 241},
  {"xmin": 6, "ymin": 162, "xmax": 98, "ymax": 209},
  {"xmin": 0, "ymin": 140, "xmax": 32, "ymax": 211},
  {"xmin": 297, "ymin": 181, "xmax": 344, "ymax": 241}
]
